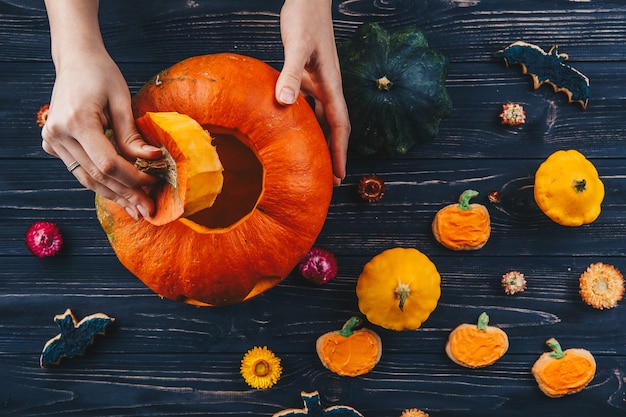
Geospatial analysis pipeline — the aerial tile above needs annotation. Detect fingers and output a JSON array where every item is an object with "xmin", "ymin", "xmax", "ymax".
[
  {"xmin": 108, "ymin": 94, "xmax": 163, "ymax": 161},
  {"xmin": 41, "ymin": 120, "xmax": 156, "ymax": 220},
  {"xmin": 299, "ymin": 69, "xmax": 351, "ymax": 185},
  {"xmin": 275, "ymin": 47, "xmax": 308, "ymax": 106}
]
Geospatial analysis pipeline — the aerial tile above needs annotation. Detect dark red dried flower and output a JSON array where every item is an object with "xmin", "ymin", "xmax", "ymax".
[
  {"xmin": 26, "ymin": 221, "xmax": 63, "ymax": 257},
  {"xmin": 298, "ymin": 247, "xmax": 338, "ymax": 285},
  {"xmin": 488, "ymin": 191, "xmax": 501, "ymax": 204},
  {"xmin": 358, "ymin": 174, "xmax": 386, "ymax": 202}
]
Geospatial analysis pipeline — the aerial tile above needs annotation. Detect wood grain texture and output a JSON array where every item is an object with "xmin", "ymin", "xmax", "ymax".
[{"xmin": 1, "ymin": 0, "xmax": 626, "ymax": 416}]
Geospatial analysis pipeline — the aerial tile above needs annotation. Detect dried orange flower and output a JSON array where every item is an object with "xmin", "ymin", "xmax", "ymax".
[
  {"xmin": 36, "ymin": 103, "xmax": 50, "ymax": 128},
  {"xmin": 240, "ymin": 346, "xmax": 282, "ymax": 389},
  {"xmin": 579, "ymin": 262, "xmax": 624, "ymax": 309},
  {"xmin": 501, "ymin": 270, "xmax": 527, "ymax": 295},
  {"xmin": 400, "ymin": 409, "xmax": 429, "ymax": 417},
  {"xmin": 499, "ymin": 102, "xmax": 526, "ymax": 126}
]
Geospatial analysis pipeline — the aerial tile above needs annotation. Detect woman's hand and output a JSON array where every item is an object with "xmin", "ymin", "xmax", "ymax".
[
  {"xmin": 277, "ymin": 0, "xmax": 351, "ymax": 185},
  {"xmin": 43, "ymin": 0, "xmax": 161, "ymax": 220}
]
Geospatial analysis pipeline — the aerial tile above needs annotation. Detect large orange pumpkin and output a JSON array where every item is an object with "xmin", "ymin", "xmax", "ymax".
[{"xmin": 96, "ymin": 53, "xmax": 334, "ymax": 306}]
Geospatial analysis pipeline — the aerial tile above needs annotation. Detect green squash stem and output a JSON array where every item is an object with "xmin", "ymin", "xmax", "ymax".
[
  {"xmin": 394, "ymin": 283, "xmax": 411, "ymax": 312},
  {"xmin": 376, "ymin": 75, "xmax": 393, "ymax": 91},
  {"xmin": 573, "ymin": 178, "xmax": 587, "ymax": 193}
]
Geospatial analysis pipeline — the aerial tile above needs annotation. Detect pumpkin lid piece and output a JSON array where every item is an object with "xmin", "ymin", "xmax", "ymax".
[
  {"xmin": 135, "ymin": 111, "xmax": 224, "ymax": 225},
  {"xmin": 356, "ymin": 247, "xmax": 441, "ymax": 331},
  {"xmin": 534, "ymin": 149, "xmax": 604, "ymax": 226},
  {"xmin": 445, "ymin": 312, "xmax": 509, "ymax": 368},
  {"xmin": 316, "ymin": 316, "xmax": 382, "ymax": 377},
  {"xmin": 432, "ymin": 190, "xmax": 491, "ymax": 250},
  {"xmin": 531, "ymin": 338, "xmax": 596, "ymax": 398}
]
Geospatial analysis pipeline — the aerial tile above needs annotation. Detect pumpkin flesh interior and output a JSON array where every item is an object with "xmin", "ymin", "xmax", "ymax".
[{"xmin": 182, "ymin": 126, "xmax": 264, "ymax": 233}]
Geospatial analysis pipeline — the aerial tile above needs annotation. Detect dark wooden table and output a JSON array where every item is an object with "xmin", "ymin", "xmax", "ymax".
[{"xmin": 2, "ymin": 1, "xmax": 626, "ymax": 416}]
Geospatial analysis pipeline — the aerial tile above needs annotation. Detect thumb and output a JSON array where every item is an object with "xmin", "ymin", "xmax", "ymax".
[
  {"xmin": 111, "ymin": 110, "xmax": 162, "ymax": 161},
  {"xmin": 276, "ymin": 53, "xmax": 306, "ymax": 105}
]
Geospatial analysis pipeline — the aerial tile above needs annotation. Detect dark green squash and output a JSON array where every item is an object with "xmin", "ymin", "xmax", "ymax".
[{"xmin": 339, "ymin": 23, "xmax": 452, "ymax": 156}]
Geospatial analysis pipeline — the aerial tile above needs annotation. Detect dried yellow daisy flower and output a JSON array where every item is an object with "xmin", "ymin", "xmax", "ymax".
[
  {"xmin": 579, "ymin": 262, "xmax": 625, "ymax": 309},
  {"xmin": 400, "ymin": 408, "xmax": 429, "ymax": 417},
  {"xmin": 240, "ymin": 346, "xmax": 282, "ymax": 389}
]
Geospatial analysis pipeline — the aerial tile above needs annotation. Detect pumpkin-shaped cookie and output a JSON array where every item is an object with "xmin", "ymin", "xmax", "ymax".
[
  {"xmin": 316, "ymin": 316, "xmax": 382, "ymax": 377},
  {"xmin": 432, "ymin": 190, "xmax": 491, "ymax": 250},
  {"xmin": 445, "ymin": 312, "xmax": 508, "ymax": 368},
  {"xmin": 532, "ymin": 338, "xmax": 596, "ymax": 398}
]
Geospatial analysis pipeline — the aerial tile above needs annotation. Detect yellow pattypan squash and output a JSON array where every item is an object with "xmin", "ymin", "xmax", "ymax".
[
  {"xmin": 356, "ymin": 247, "xmax": 441, "ymax": 331},
  {"xmin": 534, "ymin": 149, "xmax": 604, "ymax": 226}
]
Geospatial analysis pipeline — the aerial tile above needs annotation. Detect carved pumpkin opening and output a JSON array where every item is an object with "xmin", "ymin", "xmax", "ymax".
[{"xmin": 182, "ymin": 127, "xmax": 264, "ymax": 233}]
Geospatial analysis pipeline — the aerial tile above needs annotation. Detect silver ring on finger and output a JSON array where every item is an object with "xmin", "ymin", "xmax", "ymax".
[{"xmin": 66, "ymin": 160, "xmax": 81, "ymax": 173}]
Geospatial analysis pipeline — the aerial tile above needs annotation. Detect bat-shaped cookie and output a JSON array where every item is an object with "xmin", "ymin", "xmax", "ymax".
[
  {"xmin": 272, "ymin": 391, "xmax": 364, "ymax": 417},
  {"xmin": 495, "ymin": 41, "xmax": 589, "ymax": 109},
  {"xmin": 40, "ymin": 308, "xmax": 115, "ymax": 367}
]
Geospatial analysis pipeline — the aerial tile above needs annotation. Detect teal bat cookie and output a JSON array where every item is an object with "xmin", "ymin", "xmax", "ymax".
[
  {"xmin": 273, "ymin": 391, "xmax": 364, "ymax": 417},
  {"xmin": 40, "ymin": 308, "xmax": 115, "ymax": 367},
  {"xmin": 496, "ymin": 41, "xmax": 590, "ymax": 109}
]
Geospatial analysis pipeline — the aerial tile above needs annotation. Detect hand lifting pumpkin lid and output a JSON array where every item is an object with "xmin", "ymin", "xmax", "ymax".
[
  {"xmin": 134, "ymin": 111, "xmax": 224, "ymax": 225},
  {"xmin": 95, "ymin": 53, "xmax": 334, "ymax": 306},
  {"xmin": 356, "ymin": 247, "xmax": 441, "ymax": 331},
  {"xmin": 531, "ymin": 338, "xmax": 596, "ymax": 398},
  {"xmin": 316, "ymin": 316, "xmax": 382, "ymax": 377},
  {"xmin": 432, "ymin": 189, "xmax": 491, "ymax": 250},
  {"xmin": 445, "ymin": 312, "xmax": 509, "ymax": 369}
]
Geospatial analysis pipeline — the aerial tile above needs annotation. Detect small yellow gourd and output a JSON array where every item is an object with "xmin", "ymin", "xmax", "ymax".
[
  {"xmin": 356, "ymin": 248, "xmax": 441, "ymax": 331},
  {"xmin": 534, "ymin": 150, "xmax": 604, "ymax": 226}
]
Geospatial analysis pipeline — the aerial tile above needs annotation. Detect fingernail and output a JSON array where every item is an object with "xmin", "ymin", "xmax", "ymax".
[
  {"xmin": 136, "ymin": 204, "xmax": 151, "ymax": 218},
  {"xmin": 279, "ymin": 87, "xmax": 296, "ymax": 105},
  {"xmin": 125, "ymin": 206, "xmax": 139, "ymax": 221},
  {"xmin": 142, "ymin": 144, "xmax": 162, "ymax": 153}
]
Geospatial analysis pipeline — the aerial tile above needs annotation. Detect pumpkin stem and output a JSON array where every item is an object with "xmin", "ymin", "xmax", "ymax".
[
  {"xmin": 458, "ymin": 189, "xmax": 479, "ymax": 210},
  {"xmin": 476, "ymin": 312, "xmax": 489, "ymax": 330},
  {"xmin": 134, "ymin": 147, "xmax": 177, "ymax": 188},
  {"xmin": 573, "ymin": 178, "xmax": 587, "ymax": 193},
  {"xmin": 546, "ymin": 337, "xmax": 566, "ymax": 359},
  {"xmin": 339, "ymin": 316, "xmax": 364, "ymax": 337},
  {"xmin": 376, "ymin": 75, "xmax": 393, "ymax": 91},
  {"xmin": 394, "ymin": 283, "xmax": 411, "ymax": 312}
]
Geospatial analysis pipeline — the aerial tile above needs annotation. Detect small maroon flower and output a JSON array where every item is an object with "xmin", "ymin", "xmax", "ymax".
[
  {"xmin": 26, "ymin": 221, "xmax": 63, "ymax": 257},
  {"xmin": 358, "ymin": 174, "xmax": 386, "ymax": 202},
  {"xmin": 298, "ymin": 247, "xmax": 338, "ymax": 285},
  {"xmin": 488, "ymin": 191, "xmax": 501, "ymax": 204}
]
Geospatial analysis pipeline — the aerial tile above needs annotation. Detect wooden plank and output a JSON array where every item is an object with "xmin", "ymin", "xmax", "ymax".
[
  {"xmin": 1, "ymin": 353, "xmax": 625, "ymax": 416},
  {"xmin": 2, "ymin": 158, "xmax": 626, "ymax": 257},
  {"xmin": 2, "ymin": 1, "xmax": 626, "ymax": 63}
]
